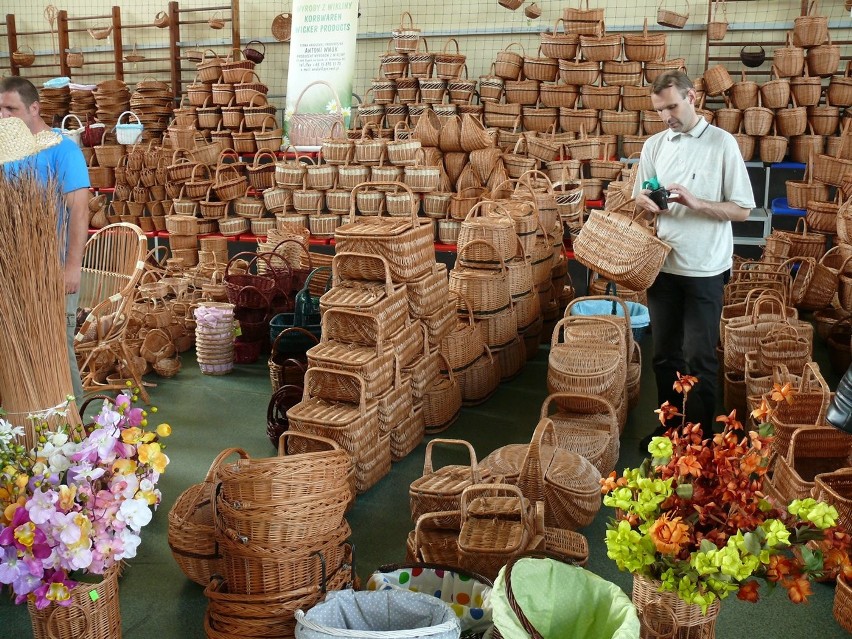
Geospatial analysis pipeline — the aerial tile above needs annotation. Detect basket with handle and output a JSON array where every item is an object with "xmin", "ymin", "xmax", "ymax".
[
  {"xmin": 657, "ymin": 0, "xmax": 689, "ymax": 29},
  {"xmin": 774, "ymin": 32, "xmax": 806, "ymax": 78},
  {"xmin": 12, "ymin": 45, "xmax": 35, "ymax": 67},
  {"xmin": 541, "ymin": 392, "xmax": 619, "ymax": 475},
  {"xmin": 813, "ymin": 119, "xmax": 852, "ymax": 187},
  {"xmin": 755, "ymin": 323, "xmax": 811, "ymax": 376},
  {"xmin": 392, "ymin": 11, "xmax": 421, "ymax": 53},
  {"xmin": 482, "ymin": 417, "xmax": 603, "ymax": 529},
  {"xmin": 776, "ymin": 92, "xmax": 808, "ymax": 138},
  {"xmin": 167, "ymin": 447, "xmax": 248, "ymax": 585},
  {"xmin": 792, "ymin": 0, "xmax": 828, "ymax": 49},
  {"xmin": 563, "ymin": 0, "xmax": 605, "ymax": 36},
  {"xmin": 573, "ymin": 200, "xmax": 671, "ymax": 292},
  {"xmin": 289, "ymin": 80, "xmax": 345, "ymax": 148},
  {"xmin": 115, "ymin": 110, "xmax": 144, "ymax": 145},
  {"xmin": 786, "ymin": 152, "xmax": 829, "ymax": 212},
  {"xmin": 423, "ymin": 352, "xmax": 464, "ymax": 434},
  {"xmin": 807, "ymin": 30, "xmax": 840, "ymax": 78},
  {"xmin": 767, "ymin": 361, "xmax": 831, "ymax": 459},
  {"xmin": 708, "ymin": 0, "xmax": 728, "ymax": 41},
  {"xmin": 458, "ymin": 483, "xmax": 537, "ymax": 580},
  {"xmin": 335, "ymin": 181, "xmax": 436, "ymax": 281},
  {"xmin": 769, "ymin": 426, "xmax": 852, "ymax": 506},
  {"xmin": 539, "ymin": 20, "xmax": 578, "ymax": 61},
  {"xmin": 579, "ymin": 29, "xmax": 622, "ymax": 64},
  {"xmin": 434, "ymin": 38, "xmax": 466, "ymax": 80},
  {"xmin": 622, "ymin": 17, "xmax": 666, "ymax": 62}
]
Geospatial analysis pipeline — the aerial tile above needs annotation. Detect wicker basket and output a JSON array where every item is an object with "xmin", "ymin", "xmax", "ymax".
[
  {"xmin": 774, "ymin": 33, "xmax": 806, "ymax": 78},
  {"xmin": 289, "ymin": 80, "xmax": 345, "ymax": 148},
  {"xmin": 657, "ymin": 0, "xmax": 690, "ymax": 29},
  {"xmin": 622, "ymin": 18, "xmax": 666, "ymax": 62},
  {"xmin": 793, "ymin": 0, "xmax": 829, "ymax": 49}
]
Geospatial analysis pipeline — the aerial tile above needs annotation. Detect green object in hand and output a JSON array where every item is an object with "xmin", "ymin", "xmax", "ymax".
[{"xmin": 642, "ymin": 177, "xmax": 661, "ymax": 191}]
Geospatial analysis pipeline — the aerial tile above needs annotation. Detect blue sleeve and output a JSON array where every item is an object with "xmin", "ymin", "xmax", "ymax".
[{"xmin": 50, "ymin": 136, "xmax": 90, "ymax": 194}]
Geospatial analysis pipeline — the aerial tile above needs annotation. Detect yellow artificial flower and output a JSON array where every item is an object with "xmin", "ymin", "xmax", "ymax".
[
  {"xmin": 113, "ymin": 458, "xmax": 138, "ymax": 475},
  {"xmin": 156, "ymin": 423, "xmax": 172, "ymax": 437},
  {"xmin": 138, "ymin": 442, "xmax": 168, "ymax": 474},
  {"xmin": 58, "ymin": 485, "xmax": 76, "ymax": 511},
  {"xmin": 121, "ymin": 427, "xmax": 143, "ymax": 445}
]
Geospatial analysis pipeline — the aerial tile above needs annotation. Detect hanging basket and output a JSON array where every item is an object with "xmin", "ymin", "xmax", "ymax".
[
  {"xmin": 272, "ymin": 13, "xmax": 292, "ymax": 42},
  {"xmin": 657, "ymin": 0, "xmax": 690, "ymax": 29},
  {"xmin": 12, "ymin": 45, "xmax": 35, "ymax": 67},
  {"xmin": 707, "ymin": 0, "xmax": 728, "ymax": 41}
]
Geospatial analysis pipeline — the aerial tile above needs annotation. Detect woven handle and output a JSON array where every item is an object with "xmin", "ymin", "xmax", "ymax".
[
  {"xmin": 502, "ymin": 551, "xmax": 580, "ymax": 639},
  {"xmin": 566, "ymin": 293, "xmax": 635, "ymax": 354},
  {"xmin": 423, "ymin": 438, "xmax": 480, "ymax": 479},
  {"xmin": 539, "ymin": 392, "xmax": 617, "ymax": 420},
  {"xmin": 518, "ymin": 418, "xmax": 556, "ymax": 501},
  {"xmin": 277, "ymin": 430, "xmax": 342, "ymax": 457}
]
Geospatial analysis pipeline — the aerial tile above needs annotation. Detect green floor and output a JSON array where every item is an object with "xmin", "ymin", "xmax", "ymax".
[{"xmin": 2, "ymin": 334, "xmax": 849, "ymax": 638}]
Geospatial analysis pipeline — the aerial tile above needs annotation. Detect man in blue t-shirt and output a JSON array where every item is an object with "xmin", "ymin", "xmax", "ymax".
[{"xmin": 0, "ymin": 77, "xmax": 91, "ymax": 402}]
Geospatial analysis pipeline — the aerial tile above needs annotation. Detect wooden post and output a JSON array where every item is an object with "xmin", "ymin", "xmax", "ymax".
[
  {"xmin": 7, "ymin": 14, "xmax": 20, "ymax": 76},
  {"xmin": 112, "ymin": 5, "xmax": 124, "ymax": 81},
  {"xmin": 168, "ymin": 0, "xmax": 181, "ymax": 97},
  {"xmin": 231, "ymin": 0, "xmax": 240, "ymax": 51},
  {"xmin": 58, "ymin": 10, "xmax": 70, "ymax": 78}
]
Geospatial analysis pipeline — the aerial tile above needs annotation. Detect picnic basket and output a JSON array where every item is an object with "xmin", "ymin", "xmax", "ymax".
[
  {"xmin": 289, "ymin": 80, "xmax": 345, "ymax": 148},
  {"xmin": 573, "ymin": 202, "xmax": 671, "ymax": 291}
]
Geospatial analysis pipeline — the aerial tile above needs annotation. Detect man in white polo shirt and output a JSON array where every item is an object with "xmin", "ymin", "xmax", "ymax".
[{"xmin": 633, "ymin": 70, "xmax": 755, "ymax": 442}]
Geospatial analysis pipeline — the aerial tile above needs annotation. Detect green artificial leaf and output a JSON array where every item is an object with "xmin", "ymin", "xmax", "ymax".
[
  {"xmin": 759, "ymin": 421, "xmax": 774, "ymax": 437},
  {"xmin": 676, "ymin": 483, "xmax": 694, "ymax": 499},
  {"xmin": 742, "ymin": 532, "xmax": 762, "ymax": 556},
  {"xmin": 758, "ymin": 498, "xmax": 773, "ymax": 513},
  {"xmin": 699, "ymin": 539, "xmax": 719, "ymax": 553},
  {"xmin": 800, "ymin": 545, "xmax": 824, "ymax": 573}
]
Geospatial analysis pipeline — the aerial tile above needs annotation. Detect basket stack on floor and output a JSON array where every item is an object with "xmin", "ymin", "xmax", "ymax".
[
  {"xmin": 282, "ymin": 184, "xmax": 452, "ymax": 491},
  {"xmin": 168, "ymin": 436, "xmax": 355, "ymax": 639},
  {"xmin": 405, "ymin": 437, "xmax": 591, "ymax": 581}
]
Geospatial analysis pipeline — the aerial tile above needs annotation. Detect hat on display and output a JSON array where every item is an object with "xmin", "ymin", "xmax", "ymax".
[{"xmin": 0, "ymin": 117, "xmax": 62, "ymax": 165}]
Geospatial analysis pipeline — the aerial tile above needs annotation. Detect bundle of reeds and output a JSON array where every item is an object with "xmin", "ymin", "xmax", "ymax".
[{"xmin": 0, "ymin": 169, "xmax": 80, "ymax": 445}]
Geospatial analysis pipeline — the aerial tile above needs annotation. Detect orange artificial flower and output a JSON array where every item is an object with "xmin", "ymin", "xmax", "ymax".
[
  {"xmin": 785, "ymin": 575, "xmax": 813, "ymax": 604},
  {"xmin": 673, "ymin": 373, "xmax": 699, "ymax": 395},
  {"xmin": 654, "ymin": 401, "xmax": 679, "ymax": 426},
  {"xmin": 770, "ymin": 382, "xmax": 796, "ymax": 405},
  {"xmin": 677, "ymin": 454, "xmax": 702, "ymax": 478},
  {"xmin": 648, "ymin": 514, "xmax": 691, "ymax": 555},
  {"xmin": 600, "ymin": 471, "xmax": 619, "ymax": 494},
  {"xmin": 766, "ymin": 554, "xmax": 795, "ymax": 583},
  {"xmin": 716, "ymin": 409, "xmax": 742, "ymax": 431},
  {"xmin": 736, "ymin": 580, "xmax": 761, "ymax": 603},
  {"xmin": 750, "ymin": 398, "xmax": 772, "ymax": 422}
]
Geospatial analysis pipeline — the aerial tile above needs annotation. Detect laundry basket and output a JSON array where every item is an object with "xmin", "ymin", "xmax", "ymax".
[
  {"xmin": 367, "ymin": 564, "xmax": 493, "ymax": 639},
  {"xmin": 491, "ymin": 552, "xmax": 639, "ymax": 639},
  {"xmin": 296, "ymin": 589, "xmax": 461, "ymax": 639},
  {"xmin": 568, "ymin": 296, "xmax": 650, "ymax": 342}
]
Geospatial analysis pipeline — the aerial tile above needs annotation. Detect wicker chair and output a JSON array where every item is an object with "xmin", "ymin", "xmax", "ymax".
[{"xmin": 74, "ymin": 223, "xmax": 149, "ymax": 401}]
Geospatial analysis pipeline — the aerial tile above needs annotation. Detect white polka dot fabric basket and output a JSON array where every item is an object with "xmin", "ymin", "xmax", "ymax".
[
  {"xmin": 366, "ymin": 565, "xmax": 492, "ymax": 639},
  {"xmin": 295, "ymin": 588, "xmax": 461, "ymax": 639}
]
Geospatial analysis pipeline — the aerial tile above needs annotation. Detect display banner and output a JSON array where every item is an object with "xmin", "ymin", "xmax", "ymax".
[{"xmin": 284, "ymin": 0, "xmax": 359, "ymax": 149}]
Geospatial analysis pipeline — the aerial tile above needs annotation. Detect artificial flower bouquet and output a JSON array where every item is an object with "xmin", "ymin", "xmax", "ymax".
[
  {"xmin": 0, "ymin": 391, "xmax": 170, "ymax": 608},
  {"xmin": 602, "ymin": 374, "xmax": 851, "ymax": 612}
]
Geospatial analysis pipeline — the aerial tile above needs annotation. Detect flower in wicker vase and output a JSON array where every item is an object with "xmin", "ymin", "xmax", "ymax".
[
  {"xmin": 0, "ymin": 392, "xmax": 171, "ymax": 608},
  {"xmin": 601, "ymin": 373, "xmax": 850, "ymax": 615}
]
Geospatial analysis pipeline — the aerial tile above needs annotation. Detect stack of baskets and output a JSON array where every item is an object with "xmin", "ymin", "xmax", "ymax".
[
  {"xmin": 200, "ymin": 434, "xmax": 354, "ymax": 639},
  {"xmin": 285, "ymin": 240, "xmax": 438, "ymax": 486},
  {"xmin": 547, "ymin": 307, "xmax": 629, "ymax": 433},
  {"xmin": 405, "ymin": 438, "xmax": 590, "ymax": 579},
  {"xmin": 194, "ymin": 301, "xmax": 236, "ymax": 375},
  {"xmin": 332, "ymin": 181, "xmax": 461, "ymax": 439}
]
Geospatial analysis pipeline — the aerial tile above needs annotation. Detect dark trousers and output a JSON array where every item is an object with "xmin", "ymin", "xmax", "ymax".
[{"xmin": 647, "ymin": 271, "xmax": 726, "ymax": 431}]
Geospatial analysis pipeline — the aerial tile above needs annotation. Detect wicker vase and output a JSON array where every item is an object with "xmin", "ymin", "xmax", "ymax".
[
  {"xmin": 28, "ymin": 567, "xmax": 122, "ymax": 639},
  {"xmin": 632, "ymin": 574, "xmax": 721, "ymax": 639}
]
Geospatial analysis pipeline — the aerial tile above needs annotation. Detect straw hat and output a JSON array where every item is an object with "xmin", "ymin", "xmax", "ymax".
[{"xmin": 0, "ymin": 118, "xmax": 62, "ymax": 165}]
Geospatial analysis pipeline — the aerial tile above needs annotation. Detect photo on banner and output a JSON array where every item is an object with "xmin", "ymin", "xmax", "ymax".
[{"xmin": 284, "ymin": 0, "xmax": 359, "ymax": 150}]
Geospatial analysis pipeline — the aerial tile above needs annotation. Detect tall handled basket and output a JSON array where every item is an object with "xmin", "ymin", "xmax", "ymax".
[{"xmin": 289, "ymin": 80, "xmax": 345, "ymax": 149}]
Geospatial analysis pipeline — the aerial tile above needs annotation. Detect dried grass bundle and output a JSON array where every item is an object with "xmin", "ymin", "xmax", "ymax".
[{"xmin": 0, "ymin": 169, "xmax": 79, "ymax": 442}]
